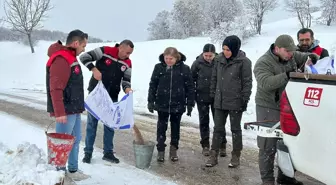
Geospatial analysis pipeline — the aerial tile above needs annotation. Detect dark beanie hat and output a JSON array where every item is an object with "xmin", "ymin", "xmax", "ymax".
[
  {"xmin": 203, "ymin": 43, "xmax": 216, "ymax": 53},
  {"xmin": 222, "ymin": 35, "xmax": 241, "ymax": 58}
]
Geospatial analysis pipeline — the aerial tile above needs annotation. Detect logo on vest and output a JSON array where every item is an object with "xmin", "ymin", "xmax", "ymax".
[
  {"xmin": 105, "ymin": 59, "xmax": 112, "ymax": 66},
  {"xmin": 74, "ymin": 66, "xmax": 80, "ymax": 74},
  {"xmin": 121, "ymin": 65, "xmax": 126, "ymax": 72}
]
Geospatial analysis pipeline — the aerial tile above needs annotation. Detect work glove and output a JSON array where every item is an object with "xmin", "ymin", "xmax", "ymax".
[
  {"xmin": 186, "ymin": 106, "xmax": 193, "ymax": 116},
  {"xmin": 241, "ymin": 100, "xmax": 248, "ymax": 112},
  {"xmin": 147, "ymin": 102, "xmax": 154, "ymax": 113}
]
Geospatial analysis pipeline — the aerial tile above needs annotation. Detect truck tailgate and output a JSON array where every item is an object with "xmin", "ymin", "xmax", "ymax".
[{"xmin": 283, "ymin": 76, "xmax": 336, "ymax": 185}]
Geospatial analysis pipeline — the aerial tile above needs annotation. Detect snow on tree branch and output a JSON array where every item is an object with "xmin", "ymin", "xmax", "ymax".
[
  {"xmin": 284, "ymin": 0, "xmax": 318, "ymax": 28},
  {"xmin": 244, "ymin": 0, "xmax": 278, "ymax": 35},
  {"xmin": 320, "ymin": 0, "xmax": 336, "ymax": 26}
]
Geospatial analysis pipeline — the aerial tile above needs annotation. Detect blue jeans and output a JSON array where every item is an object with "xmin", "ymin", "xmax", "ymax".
[
  {"xmin": 56, "ymin": 114, "xmax": 81, "ymax": 171},
  {"xmin": 84, "ymin": 112, "xmax": 115, "ymax": 154}
]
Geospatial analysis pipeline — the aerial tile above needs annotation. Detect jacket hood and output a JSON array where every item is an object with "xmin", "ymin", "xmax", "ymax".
[
  {"xmin": 310, "ymin": 39, "xmax": 320, "ymax": 50},
  {"xmin": 47, "ymin": 40, "xmax": 72, "ymax": 57},
  {"xmin": 159, "ymin": 52, "xmax": 187, "ymax": 65},
  {"xmin": 218, "ymin": 50, "xmax": 246, "ymax": 62}
]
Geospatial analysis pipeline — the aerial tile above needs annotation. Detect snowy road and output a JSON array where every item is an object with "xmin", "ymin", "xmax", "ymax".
[{"xmin": 0, "ymin": 93, "xmax": 324, "ymax": 185}]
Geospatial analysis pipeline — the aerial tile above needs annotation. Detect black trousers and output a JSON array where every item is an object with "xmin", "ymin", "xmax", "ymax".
[
  {"xmin": 197, "ymin": 102, "xmax": 226, "ymax": 148},
  {"xmin": 156, "ymin": 111, "xmax": 183, "ymax": 152},
  {"xmin": 211, "ymin": 109, "xmax": 243, "ymax": 155}
]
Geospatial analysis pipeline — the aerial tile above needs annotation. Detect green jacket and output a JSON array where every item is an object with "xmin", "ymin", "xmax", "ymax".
[{"xmin": 253, "ymin": 44, "xmax": 311, "ymax": 110}]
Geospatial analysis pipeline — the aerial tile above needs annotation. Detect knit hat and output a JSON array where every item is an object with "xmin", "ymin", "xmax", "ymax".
[
  {"xmin": 203, "ymin": 43, "xmax": 216, "ymax": 53},
  {"xmin": 274, "ymin": 34, "xmax": 298, "ymax": 51},
  {"xmin": 222, "ymin": 35, "xmax": 241, "ymax": 58}
]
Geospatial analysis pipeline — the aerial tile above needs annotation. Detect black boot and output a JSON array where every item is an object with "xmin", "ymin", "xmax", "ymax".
[
  {"xmin": 276, "ymin": 178, "xmax": 303, "ymax": 185},
  {"xmin": 228, "ymin": 152, "xmax": 240, "ymax": 168},
  {"xmin": 277, "ymin": 172, "xmax": 303, "ymax": 185},
  {"xmin": 157, "ymin": 151, "xmax": 165, "ymax": 162},
  {"xmin": 205, "ymin": 150, "xmax": 218, "ymax": 167},
  {"xmin": 219, "ymin": 143, "xmax": 226, "ymax": 157},
  {"xmin": 202, "ymin": 147, "xmax": 210, "ymax": 156},
  {"xmin": 82, "ymin": 153, "xmax": 92, "ymax": 164},
  {"xmin": 169, "ymin": 145, "xmax": 178, "ymax": 162},
  {"xmin": 102, "ymin": 152, "xmax": 120, "ymax": 163}
]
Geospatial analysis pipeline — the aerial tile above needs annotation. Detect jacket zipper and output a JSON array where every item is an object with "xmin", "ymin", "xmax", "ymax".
[{"xmin": 168, "ymin": 66, "xmax": 173, "ymax": 113}]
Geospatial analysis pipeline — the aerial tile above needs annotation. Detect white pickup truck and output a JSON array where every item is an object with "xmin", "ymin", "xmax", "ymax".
[{"xmin": 245, "ymin": 72, "xmax": 336, "ymax": 185}]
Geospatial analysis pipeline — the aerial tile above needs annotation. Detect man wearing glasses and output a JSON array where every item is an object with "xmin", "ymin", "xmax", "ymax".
[{"xmin": 297, "ymin": 28, "xmax": 329, "ymax": 60}]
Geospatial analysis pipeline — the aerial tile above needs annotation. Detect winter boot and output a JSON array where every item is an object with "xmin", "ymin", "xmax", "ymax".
[
  {"xmin": 228, "ymin": 152, "xmax": 240, "ymax": 168},
  {"xmin": 102, "ymin": 152, "xmax": 120, "ymax": 163},
  {"xmin": 82, "ymin": 152, "xmax": 92, "ymax": 164},
  {"xmin": 261, "ymin": 181, "xmax": 275, "ymax": 185},
  {"xmin": 202, "ymin": 147, "xmax": 210, "ymax": 156},
  {"xmin": 276, "ymin": 177, "xmax": 303, "ymax": 185},
  {"xmin": 205, "ymin": 150, "xmax": 218, "ymax": 167},
  {"xmin": 157, "ymin": 151, "xmax": 165, "ymax": 162},
  {"xmin": 169, "ymin": 145, "xmax": 178, "ymax": 162},
  {"xmin": 219, "ymin": 143, "xmax": 226, "ymax": 157}
]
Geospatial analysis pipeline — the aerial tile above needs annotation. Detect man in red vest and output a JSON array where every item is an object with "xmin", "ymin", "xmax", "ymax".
[
  {"xmin": 46, "ymin": 29, "xmax": 89, "ymax": 180},
  {"xmin": 297, "ymin": 28, "xmax": 329, "ymax": 59}
]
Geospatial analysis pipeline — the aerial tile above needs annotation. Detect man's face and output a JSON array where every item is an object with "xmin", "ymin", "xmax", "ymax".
[
  {"xmin": 73, "ymin": 39, "xmax": 87, "ymax": 56},
  {"xmin": 298, "ymin": 32, "xmax": 313, "ymax": 51},
  {"xmin": 202, "ymin": 52, "xmax": 215, "ymax": 62},
  {"xmin": 118, "ymin": 44, "xmax": 133, "ymax": 59},
  {"xmin": 276, "ymin": 46, "xmax": 294, "ymax": 61}
]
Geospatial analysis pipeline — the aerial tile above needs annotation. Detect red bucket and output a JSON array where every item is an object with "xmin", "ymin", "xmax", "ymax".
[{"xmin": 46, "ymin": 132, "xmax": 75, "ymax": 168}]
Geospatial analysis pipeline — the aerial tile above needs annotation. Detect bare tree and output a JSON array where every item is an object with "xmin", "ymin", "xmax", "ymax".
[
  {"xmin": 171, "ymin": 0, "xmax": 205, "ymax": 38},
  {"xmin": 320, "ymin": 0, "xmax": 336, "ymax": 26},
  {"xmin": 204, "ymin": 0, "xmax": 243, "ymax": 29},
  {"xmin": 244, "ymin": 0, "xmax": 278, "ymax": 35},
  {"xmin": 3, "ymin": 0, "xmax": 52, "ymax": 53},
  {"xmin": 284, "ymin": 0, "xmax": 318, "ymax": 28}
]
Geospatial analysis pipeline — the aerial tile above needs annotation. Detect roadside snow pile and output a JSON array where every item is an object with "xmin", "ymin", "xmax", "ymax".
[{"xmin": 0, "ymin": 142, "xmax": 64, "ymax": 185}]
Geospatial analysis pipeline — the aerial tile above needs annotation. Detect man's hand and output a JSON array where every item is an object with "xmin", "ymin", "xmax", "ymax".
[
  {"xmin": 125, "ymin": 88, "xmax": 133, "ymax": 94},
  {"xmin": 92, "ymin": 67, "xmax": 102, "ymax": 81},
  {"xmin": 56, "ymin": 116, "xmax": 67, "ymax": 124},
  {"xmin": 306, "ymin": 59, "xmax": 313, "ymax": 66}
]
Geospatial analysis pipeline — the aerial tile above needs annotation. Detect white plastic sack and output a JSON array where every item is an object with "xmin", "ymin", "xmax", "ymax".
[
  {"xmin": 305, "ymin": 56, "xmax": 335, "ymax": 75},
  {"xmin": 84, "ymin": 81, "xmax": 134, "ymax": 130}
]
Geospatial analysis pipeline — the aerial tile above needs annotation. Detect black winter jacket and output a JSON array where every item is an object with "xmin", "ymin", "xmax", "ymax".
[
  {"xmin": 210, "ymin": 51, "xmax": 253, "ymax": 111},
  {"xmin": 191, "ymin": 54, "xmax": 215, "ymax": 103},
  {"xmin": 147, "ymin": 53, "xmax": 195, "ymax": 113}
]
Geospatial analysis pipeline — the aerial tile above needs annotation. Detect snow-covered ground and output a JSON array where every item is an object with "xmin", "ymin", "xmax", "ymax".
[
  {"xmin": 0, "ymin": 111, "xmax": 178, "ymax": 185},
  {"xmin": 0, "ymin": 11, "xmax": 336, "ymax": 184}
]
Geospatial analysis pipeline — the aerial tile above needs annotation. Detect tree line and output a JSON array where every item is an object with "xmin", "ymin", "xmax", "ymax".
[{"xmin": 147, "ymin": 0, "xmax": 336, "ymax": 43}]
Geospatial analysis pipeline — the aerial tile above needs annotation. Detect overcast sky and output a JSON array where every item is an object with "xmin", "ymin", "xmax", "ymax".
[{"xmin": 0, "ymin": 0, "xmax": 174, "ymax": 42}]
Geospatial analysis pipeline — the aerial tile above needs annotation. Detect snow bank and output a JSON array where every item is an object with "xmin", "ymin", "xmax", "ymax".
[{"xmin": 0, "ymin": 142, "xmax": 64, "ymax": 185}]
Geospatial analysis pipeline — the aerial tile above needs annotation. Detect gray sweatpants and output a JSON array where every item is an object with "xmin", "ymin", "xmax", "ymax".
[{"xmin": 256, "ymin": 105, "xmax": 288, "ymax": 182}]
